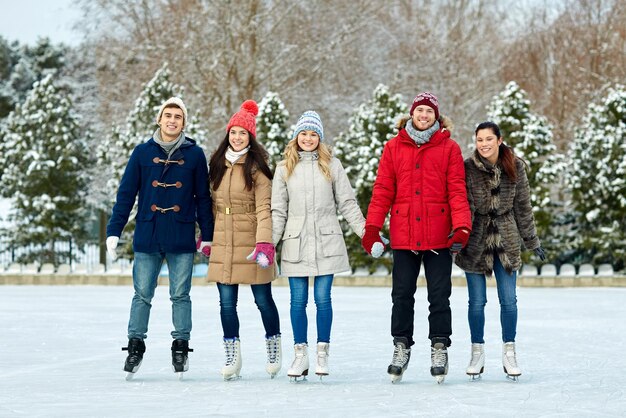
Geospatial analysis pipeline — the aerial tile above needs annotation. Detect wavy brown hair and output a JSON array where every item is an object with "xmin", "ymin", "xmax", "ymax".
[{"xmin": 209, "ymin": 132, "xmax": 273, "ymax": 190}]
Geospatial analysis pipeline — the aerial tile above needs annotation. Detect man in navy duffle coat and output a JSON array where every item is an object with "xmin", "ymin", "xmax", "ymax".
[{"xmin": 106, "ymin": 97, "xmax": 214, "ymax": 379}]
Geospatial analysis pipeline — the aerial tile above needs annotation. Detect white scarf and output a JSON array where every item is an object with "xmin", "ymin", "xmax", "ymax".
[{"xmin": 225, "ymin": 146, "xmax": 250, "ymax": 164}]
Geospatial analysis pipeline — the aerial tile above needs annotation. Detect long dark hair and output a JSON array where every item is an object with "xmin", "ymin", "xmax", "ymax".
[
  {"xmin": 475, "ymin": 121, "xmax": 521, "ymax": 182},
  {"xmin": 209, "ymin": 132, "xmax": 273, "ymax": 191}
]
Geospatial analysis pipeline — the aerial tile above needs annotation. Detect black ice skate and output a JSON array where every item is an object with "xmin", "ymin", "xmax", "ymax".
[
  {"xmin": 122, "ymin": 338, "xmax": 145, "ymax": 381},
  {"xmin": 171, "ymin": 339, "xmax": 193, "ymax": 380},
  {"xmin": 388, "ymin": 337, "xmax": 411, "ymax": 384},
  {"xmin": 430, "ymin": 337, "xmax": 449, "ymax": 384}
]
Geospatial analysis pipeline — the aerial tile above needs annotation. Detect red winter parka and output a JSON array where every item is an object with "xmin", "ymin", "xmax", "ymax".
[{"xmin": 366, "ymin": 119, "xmax": 471, "ymax": 251}]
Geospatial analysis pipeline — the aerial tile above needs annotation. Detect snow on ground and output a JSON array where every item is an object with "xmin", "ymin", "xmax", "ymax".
[{"xmin": 1, "ymin": 284, "xmax": 625, "ymax": 417}]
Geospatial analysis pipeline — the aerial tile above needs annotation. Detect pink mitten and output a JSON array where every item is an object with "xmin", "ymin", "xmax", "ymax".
[
  {"xmin": 246, "ymin": 242, "xmax": 275, "ymax": 268},
  {"xmin": 196, "ymin": 237, "xmax": 211, "ymax": 257}
]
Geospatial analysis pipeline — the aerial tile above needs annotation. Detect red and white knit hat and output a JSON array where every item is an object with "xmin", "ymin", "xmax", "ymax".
[
  {"xmin": 410, "ymin": 92, "xmax": 439, "ymax": 120},
  {"xmin": 227, "ymin": 100, "xmax": 259, "ymax": 138}
]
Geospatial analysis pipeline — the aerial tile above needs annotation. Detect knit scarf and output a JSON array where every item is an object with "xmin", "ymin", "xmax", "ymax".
[
  {"xmin": 298, "ymin": 150, "xmax": 319, "ymax": 160},
  {"xmin": 153, "ymin": 128, "xmax": 185, "ymax": 158},
  {"xmin": 225, "ymin": 146, "xmax": 250, "ymax": 164},
  {"xmin": 405, "ymin": 120, "xmax": 440, "ymax": 145}
]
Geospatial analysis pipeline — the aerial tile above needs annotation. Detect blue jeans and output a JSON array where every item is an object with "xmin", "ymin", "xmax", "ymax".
[
  {"xmin": 128, "ymin": 252, "xmax": 194, "ymax": 341},
  {"xmin": 289, "ymin": 274, "xmax": 334, "ymax": 344},
  {"xmin": 216, "ymin": 282, "xmax": 280, "ymax": 339},
  {"xmin": 465, "ymin": 255, "xmax": 518, "ymax": 343}
]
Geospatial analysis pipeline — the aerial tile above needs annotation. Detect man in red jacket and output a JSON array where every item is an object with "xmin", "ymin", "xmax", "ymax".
[{"xmin": 361, "ymin": 92, "xmax": 471, "ymax": 384}]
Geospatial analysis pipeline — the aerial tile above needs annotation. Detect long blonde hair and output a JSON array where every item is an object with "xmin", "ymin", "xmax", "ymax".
[{"xmin": 282, "ymin": 140, "xmax": 332, "ymax": 181}]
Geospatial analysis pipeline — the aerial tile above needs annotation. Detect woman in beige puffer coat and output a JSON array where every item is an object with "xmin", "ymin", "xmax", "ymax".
[
  {"xmin": 272, "ymin": 111, "xmax": 365, "ymax": 380},
  {"xmin": 206, "ymin": 100, "xmax": 281, "ymax": 380}
]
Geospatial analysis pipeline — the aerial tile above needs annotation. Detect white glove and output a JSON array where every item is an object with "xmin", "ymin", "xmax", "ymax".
[{"xmin": 106, "ymin": 236, "xmax": 119, "ymax": 261}]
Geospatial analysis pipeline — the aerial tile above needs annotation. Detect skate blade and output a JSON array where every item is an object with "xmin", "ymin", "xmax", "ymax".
[
  {"xmin": 435, "ymin": 375, "xmax": 446, "ymax": 384},
  {"xmin": 223, "ymin": 374, "xmax": 241, "ymax": 381},
  {"xmin": 288, "ymin": 375, "xmax": 308, "ymax": 382},
  {"xmin": 125, "ymin": 372, "xmax": 135, "ymax": 381},
  {"xmin": 267, "ymin": 366, "xmax": 281, "ymax": 379},
  {"xmin": 177, "ymin": 372, "xmax": 184, "ymax": 381},
  {"xmin": 390, "ymin": 374, "xmax": 403, "ymax": 384},
  {"xmin": 503, "ymin": 367, "xmax": 521, "ymax": 381},
  {"xmin": 467, "ymin": 373, "xmax": 482, "ymax": 381}
]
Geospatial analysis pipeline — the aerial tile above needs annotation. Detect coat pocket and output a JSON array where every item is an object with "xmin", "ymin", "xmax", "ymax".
[
  {"xmin": 389, "ymin": 203, "xmax": 409, "ymax": 247},
  {"xmin": 319, "ymin": 226, "xmax": 346, "ymax": 257},
  {"xmin": 281, "ymin": 216, "xmax": 305, "ymax": 262},
  {"xmin": 172, "ymin": 214, "xmax": 196, "ymax": 248},
  {"xmin": 426, "ymin": 203, "xmax": 451, "ymax": 247}
]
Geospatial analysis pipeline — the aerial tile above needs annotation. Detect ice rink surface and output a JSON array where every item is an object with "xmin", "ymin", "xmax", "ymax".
[{"xmin": 1, "ymin": 284, "xmax": 625, "ymax": 417}]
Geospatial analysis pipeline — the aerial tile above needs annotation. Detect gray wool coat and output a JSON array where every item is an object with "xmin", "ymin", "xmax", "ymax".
[
  {"xmin": 271, "ymin": 152, "xmax": 365, "ymax": 276},
  {"xmin": 455, "ymin": 152, "xmax": 541, "ymax": 275}
]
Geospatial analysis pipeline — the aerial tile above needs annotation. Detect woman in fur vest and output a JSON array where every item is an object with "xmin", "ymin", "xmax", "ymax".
[{"xmin": 455, "ymin": 121, "xmax": 546, "ymax": 381}]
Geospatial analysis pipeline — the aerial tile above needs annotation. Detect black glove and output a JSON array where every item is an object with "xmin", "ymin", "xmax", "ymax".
[{"xmin": 533, "ymin": 246, "xmax": 546, "ymax": 261}]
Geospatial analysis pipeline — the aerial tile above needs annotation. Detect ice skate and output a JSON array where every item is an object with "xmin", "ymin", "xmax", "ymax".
[
  {"xmin": 265, "ymin": 334, "xmax": 282, "ymax": 378},
  {"xmin": 122, "ymin": 338, "xmax": 145, "ymax": 381},
  {"xmin": 430, "ymin": 338, "xmax": 449, "ymax": 384},
  {"xmin": 315, "ymin": 342, "xmax": 330, "ymax": 379},
  {"xmin": 466, "ymin": 343, "xmax": 485, "ymax": 380},
  {"xmin": 171, "ymin": 339, "xmax": 193, "ymax": 380},
  {"xmin": 221, "ymin": 338, "xmax": 242, "ymax": 381},
  {"xmin": 502, "ymin": 342, "xmax": 521, "ymax": 381},
  {"xmin": 387, "ymin": 337, "xmax": 411, "ymax": 384},
  {"xmin": 287, "ymin": 343, "xmax": 309, "ymax": 382}
]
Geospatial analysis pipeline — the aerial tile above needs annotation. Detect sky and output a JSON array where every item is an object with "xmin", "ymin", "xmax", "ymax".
[{"xmin": 0, "ymin": 0, "xmax": 81, "ymax": 46}]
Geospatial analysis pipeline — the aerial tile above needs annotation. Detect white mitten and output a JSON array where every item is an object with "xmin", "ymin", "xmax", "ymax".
[
  {"xmin": 106, "ymin": 236, "xmax": 119, "ymax": 261},
  {"xmin": 371, "ymin": 234, "xmax": 389, "ymax": 258}
]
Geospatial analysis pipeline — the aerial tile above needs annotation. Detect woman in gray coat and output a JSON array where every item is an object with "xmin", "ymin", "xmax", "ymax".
[
  {"xmin": 455, "ymin": 121, "xmax": 545, "ymax": 381},
  {"xmin": 272, "ymin": 111, "xmax": 365, "ymax": 380}
]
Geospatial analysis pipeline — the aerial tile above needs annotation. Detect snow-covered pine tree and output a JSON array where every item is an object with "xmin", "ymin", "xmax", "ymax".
[
  {"xmin": 97, "ymin": 63, "xmax": 183, "ymax": 259},
  {"xmin": 0, "ymin": 74, "xmax": 91, "ymax": 265},
  {"xmin": 256, "ymin": 91, "xmax": 290, "ymax": 169},
  {"xmin": 0, "ymin": 37, "xmax": 67, "ymax": 120},
  {"xmin": 486, "ymin": 81, "xmax": 565, "ymax": 262},
  {"xmin": 335, "ymin": 84, "xmax": 408, "ymax": 273},
  {"xmin": 567, "ymin": 85, "xmax": 626, "ymax": 271}
]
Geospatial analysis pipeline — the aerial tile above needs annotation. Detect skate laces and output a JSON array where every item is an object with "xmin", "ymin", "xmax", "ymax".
[
  {"xmin": 266, "ymin": 337, "xmax": 279, "ymax": 364},
  {"xmin": 391, "ymin": 343, "xmax": 409, "ymax": 367},
  {"xmin": 504, "ymin": 347, "xmax": 518, "ymax": 368},
  {"xmin": 432, "ymin": 346, "xmax": 448, "ymax": 368},
  {"xmin": 224, "ymin": 339, "xmax": 238, "ymax": 366},
  {"xmin": 470, "ymin": 347, "xmax": 483, "ymax": 366},
  {"xmin": 317, "ymin": 346, "xmax": 328, "ymax": 367},
  {"xmin": 291, "ymin": 344, "xmax": 307, "ymax": 368}
]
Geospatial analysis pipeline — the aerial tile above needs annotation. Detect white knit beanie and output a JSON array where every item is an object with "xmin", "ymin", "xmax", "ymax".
[
  {"xmin": 156, "ymin": 97, "xmax": 188, "ymax": 129},
  {"xmin": 292, "ymin": 110, "xmax": 324, "ymax": 141}
]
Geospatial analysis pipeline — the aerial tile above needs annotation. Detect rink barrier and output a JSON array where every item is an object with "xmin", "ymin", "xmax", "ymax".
[{"xmin": 1, "ymin": 269, "xmax": 625, "ymax": 287}]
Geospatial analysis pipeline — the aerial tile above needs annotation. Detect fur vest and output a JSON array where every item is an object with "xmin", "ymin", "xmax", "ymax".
[{"xmin": 455, "ymin": 152, "xmax": 540, "ymax": 275}]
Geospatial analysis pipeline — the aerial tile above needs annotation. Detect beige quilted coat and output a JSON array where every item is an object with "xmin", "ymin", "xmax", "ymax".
[
  {"xmin": 271, "ymin": 152, "xmax": 365, "ymax": 276},
  {"xmin": 207, "ymin": 155, "xmax": 276, "ymax": 284}
]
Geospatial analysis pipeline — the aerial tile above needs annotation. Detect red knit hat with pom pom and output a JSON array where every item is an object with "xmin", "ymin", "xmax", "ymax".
[{"xmin": 227, "ymin": 100, "xmax": 259, "ymax": 138}]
